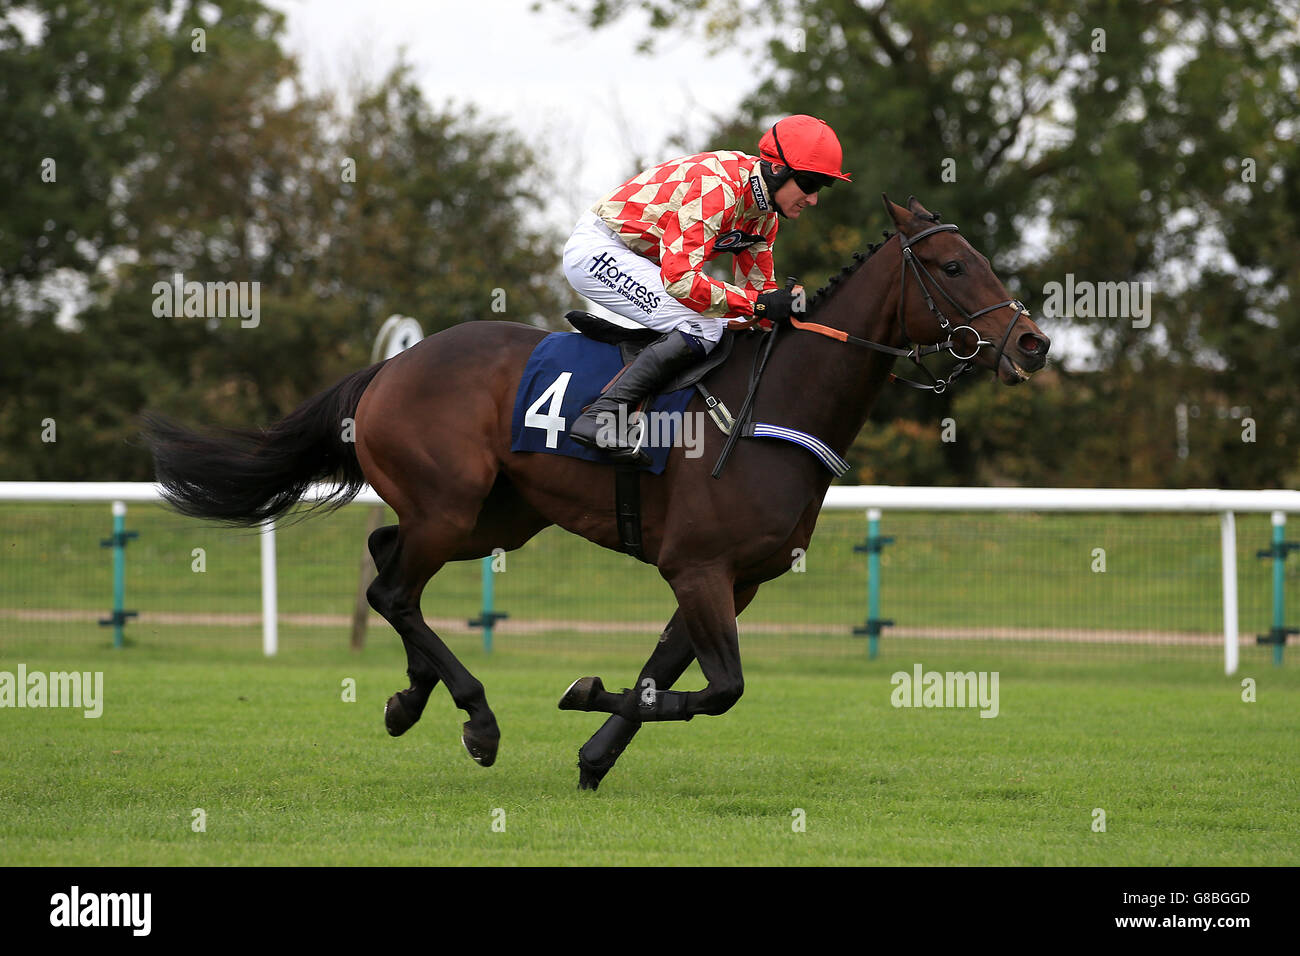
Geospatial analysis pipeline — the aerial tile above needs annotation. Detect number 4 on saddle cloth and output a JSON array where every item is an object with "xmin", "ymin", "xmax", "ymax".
[{"xmin": 510, "ymin": 311, "xmax": 734, "ymax": 474}]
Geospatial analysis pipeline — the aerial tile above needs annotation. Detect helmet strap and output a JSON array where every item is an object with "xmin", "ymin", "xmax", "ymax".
[{"xmin": 759, "ymin": 160, "xmax": 792, "ymax": 219}]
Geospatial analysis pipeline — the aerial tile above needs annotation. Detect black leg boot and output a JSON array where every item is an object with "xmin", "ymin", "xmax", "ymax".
[{"xmin": 569, "ymin": 331, "xmax": 702, "ymax": 464}]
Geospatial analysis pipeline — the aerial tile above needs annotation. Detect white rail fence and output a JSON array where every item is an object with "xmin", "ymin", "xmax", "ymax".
[{"xmin": 4, "ymin": 482, "xmax": 1299, "ymax": 674}]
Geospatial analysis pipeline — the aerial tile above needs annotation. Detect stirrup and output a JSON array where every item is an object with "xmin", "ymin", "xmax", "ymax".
[
  {"xmin": 592, "ymin": 403, "xmax": 651, "ymax": 466},
  {"xmin": 625, "ymin": 409, "xmax": 647, "ymax": 457}
]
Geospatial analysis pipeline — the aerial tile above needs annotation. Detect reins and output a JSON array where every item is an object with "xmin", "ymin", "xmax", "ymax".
[
  {"xmin": 710, "ymin": 321, "xmax": 781, "ymax": 479},
  {"xmin": 789, "ymin": 223, "xmax": 1031, "ymax": 394},
  {"xmin": 709, "ymin": 218, "xmax": 1032, "ymax": 479}
]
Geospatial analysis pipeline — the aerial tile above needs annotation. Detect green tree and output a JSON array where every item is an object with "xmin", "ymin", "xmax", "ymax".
[
  {"xmin": 1, "ymin": 1, "xmax": 564, "ymax": 479},
  {"xmin": 550, "ymin": 0, "xmax": 1300, "ymax": 488}
]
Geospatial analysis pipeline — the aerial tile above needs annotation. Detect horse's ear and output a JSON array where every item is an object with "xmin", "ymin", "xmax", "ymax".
[
  {"xmin": 907, "ymin": 195, "xmax": 937, "ymax": 220},
  {"xmin": 882, "ymin": 193, "xmax": 914, "ymax": 229}
]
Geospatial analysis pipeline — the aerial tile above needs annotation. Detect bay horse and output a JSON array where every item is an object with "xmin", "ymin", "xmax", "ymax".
[{"xmin": 145, "ymin": 195, "xmax": 1050, "ymax": 790}]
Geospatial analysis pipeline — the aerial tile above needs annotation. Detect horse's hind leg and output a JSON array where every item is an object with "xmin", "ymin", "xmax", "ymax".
[
  {"xmin": 367, "ymin": 524, "xmax": 439, "ymax": 730},
  {"xmin": 367, "ymin": 519, "xmax": 501, "ymax": 767}
]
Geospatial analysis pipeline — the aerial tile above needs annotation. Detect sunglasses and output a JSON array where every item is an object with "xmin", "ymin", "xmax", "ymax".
[{"xmin": 792, "ymin": 171, "xmax": 834, "ymax": 194}]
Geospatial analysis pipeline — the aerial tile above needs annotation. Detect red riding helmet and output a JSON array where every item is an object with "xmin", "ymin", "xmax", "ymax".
[{"xmin": 758, "ymin": 115, "xmax": 852, "ymax": 183}]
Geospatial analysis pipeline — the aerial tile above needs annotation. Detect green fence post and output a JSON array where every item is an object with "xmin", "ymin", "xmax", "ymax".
[
  {"xmin": 853, "ymin": 507, "xmax": 893, "ymax": 659},
  {"xmin": 1256, "ymin": 511, "xmax": 1297, "ymax": 666},
  {"xmin": 468, "ymin": 552, "xmax": 508, "ymax": 654},
  {"xmin": 98, "ymin": 500, "xmax": 138, "ymax": 648}
]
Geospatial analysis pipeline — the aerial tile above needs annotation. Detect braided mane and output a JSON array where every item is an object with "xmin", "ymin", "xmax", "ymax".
[
  {"xmin": 805, "ymin": 209, "xmax": 942, "ymax": 313},
  {"xmin": 806, "ymin": 230, "xmax": 894, "ymax": 312}
]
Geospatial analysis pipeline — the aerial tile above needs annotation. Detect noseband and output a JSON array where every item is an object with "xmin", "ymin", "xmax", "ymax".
[{"xmin": 790, "ymin": 222, "xmax": 1032, "ymax": 393}]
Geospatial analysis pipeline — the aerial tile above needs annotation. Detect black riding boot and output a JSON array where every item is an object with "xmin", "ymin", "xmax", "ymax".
[{"xmin": 569, "ymin": 331, "xmax": 701, "ymax": 465}]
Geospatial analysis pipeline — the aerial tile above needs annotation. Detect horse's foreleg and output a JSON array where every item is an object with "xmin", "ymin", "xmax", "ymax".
[
  {"xmin": 573, "ymin": 611, "xmax": 692, "ymax": 791},
  {"xmin": 561, "ymin": 572, "xmax": 744, "ymax": 726},
  {"xmin": 636, "ymin": 572, "xmax": 745, "ymax": 720},
  {"xmin": 571, "ymin": 585, "xmax": 759, "ymax": 790}
]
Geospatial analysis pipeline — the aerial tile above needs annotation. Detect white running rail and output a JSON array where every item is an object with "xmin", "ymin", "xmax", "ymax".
[{"xmin": 4, "ymin": 482, "xmax": 1299, "ymax": 671}]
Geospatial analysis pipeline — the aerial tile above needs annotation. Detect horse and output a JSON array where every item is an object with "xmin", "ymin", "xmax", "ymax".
[{"xmin": 144, "ymin": 194, "xmax": 1050, "ymax": 790}]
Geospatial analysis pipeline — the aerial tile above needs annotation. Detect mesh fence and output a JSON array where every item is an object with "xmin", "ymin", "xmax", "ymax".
[{"xmin": 0, "ymin": 499, "xmax": 1292, "ymax": 670}]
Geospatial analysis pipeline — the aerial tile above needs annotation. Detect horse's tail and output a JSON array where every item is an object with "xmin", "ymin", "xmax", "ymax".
[{"xmin": 142, "ymin": 362, "xmax": 387, "ymax": 527}]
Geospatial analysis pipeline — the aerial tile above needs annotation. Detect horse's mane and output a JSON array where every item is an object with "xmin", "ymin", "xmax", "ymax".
[
  {"xmin": 806, "ymin": 210, "xmax": 942, "ymax": 313},
  {"xmin": 806, "ymin": 232, "xmax": 892, "ymax": 312}
]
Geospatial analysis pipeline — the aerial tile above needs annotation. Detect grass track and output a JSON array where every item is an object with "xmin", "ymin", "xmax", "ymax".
[
  {"xmin": 3, "ymin": 501, "xmax": 1296, "ymax": 864},
  {"xmin": 1, "ymin": 630, "xmax": 1296, "ymax": 866}
]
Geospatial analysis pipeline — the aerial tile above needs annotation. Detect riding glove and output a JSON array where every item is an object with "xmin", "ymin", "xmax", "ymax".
[{"xmin": 755, "ymin": 288, "xmax": 799, "ymax": 324}]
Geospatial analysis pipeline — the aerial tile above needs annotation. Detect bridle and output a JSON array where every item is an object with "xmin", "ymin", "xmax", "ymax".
[{"xmin": 788, "ymin": 221, "xmax": 1032, "ymax": 393}]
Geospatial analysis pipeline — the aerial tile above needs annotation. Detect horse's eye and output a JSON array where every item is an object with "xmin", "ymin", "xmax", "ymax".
[{"xmin": 943, "ymin": 261, "xmax": 963, "ymax": 277}]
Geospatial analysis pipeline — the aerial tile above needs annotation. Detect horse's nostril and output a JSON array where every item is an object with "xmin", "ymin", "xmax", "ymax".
[{"xmin": 1019, "ymin": 332, "xmax": 1046, "ymax": 355}]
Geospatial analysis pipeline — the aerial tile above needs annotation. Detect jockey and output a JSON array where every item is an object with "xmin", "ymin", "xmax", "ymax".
[{"xmin": 564, "ymin": 113, "xmax": 852, "ymax": 462}]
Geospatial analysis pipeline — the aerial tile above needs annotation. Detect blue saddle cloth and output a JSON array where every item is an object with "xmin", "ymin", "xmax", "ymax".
[{"xmin": 510, "ymin": 332, "xmax": 695, "ymax": 475}]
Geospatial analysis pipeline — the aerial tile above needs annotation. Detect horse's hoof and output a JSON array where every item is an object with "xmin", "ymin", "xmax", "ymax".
[
  {"xmin": 558, "ymin": 676, "xmax": 604, "ymax": 711},
  {"xmin": 461, "ymin": 721, "xmax": 499, "ymax": 767},
  {"xmin": 577, "ymin": 740, "xmax": 622, "ymax": 791},
  {"xmin": 578, "ymin": 755, "xmax": 611, "ymax": 791},
  {"xmin": 384, "ymin": 692, "xmax": 419, "ymax": 737}
]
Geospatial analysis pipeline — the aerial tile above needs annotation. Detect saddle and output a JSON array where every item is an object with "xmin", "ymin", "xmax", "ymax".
[
  {"xmin": 557, "ymin": 310, "xmax": 847, "ymax": 562},
  {"xmin": 560, "ymin": 310, "xmax": 739, "ymax": 563},
  {"xmin": 564, "ymin": 310, "xmax": 735, "ymax": 393}
]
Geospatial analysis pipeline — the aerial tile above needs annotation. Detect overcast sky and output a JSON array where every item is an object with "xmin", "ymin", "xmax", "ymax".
[
  {"xmin": 261, "ymin": 2, "xmax": 1093, "ymax": 362},
  {"xmin": 12, "ymin": 0, "xmax": 1088, "ymax": 361},
  {"xmin": 266, "ymin": 0, "xmax": 756, "ymax": 232}
]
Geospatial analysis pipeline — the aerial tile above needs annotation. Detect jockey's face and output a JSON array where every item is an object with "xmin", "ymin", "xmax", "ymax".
[{"xmin": 774, "ymin": 175, "xmax": 819, "ymax": 219}]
